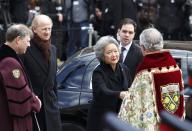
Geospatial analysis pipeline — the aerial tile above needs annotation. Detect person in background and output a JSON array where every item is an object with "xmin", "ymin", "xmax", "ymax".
[
  {"xmin": 118, "ymin": 28, "xmax": 185, "ymax": 131},
  {"xmin": 0, "ymin": 24, "xmax": 41, "ymax": 131},
  {"xmin": 64, "ymin": 0, "xmax": 95, "ymax": 57},
  {"xmin": 37, "ymin": 0, "xmax": 67, "ymax": 61},
  {"xmin": 114, "ymin": 0, "xmax": 139, "ymax": 36},
  {"xmin": 156, "ymin": 0, "xmax": 186, "ymax": 40},
  {"xmin": 100, "ymin": 0, "xmax": 138, "ymax": 37},
  {"xmin": 136, "ymin": 0, "xmax": 158, "ymax": 36},
  {"xmin": 92, "ymin": 3, "xmax": 103, "ymax": 37},
  {"xmin": 20, "ymin": 14, "xmax": 62, "ymax": 131},
  {"xmin": 9, "ymin": 0, "xmax": 29, "ymax": 24},
  {"xmin": 117, "ymin": 18, "xmax": 143, "ymax": 80},
  {"xmin": 87, "ymin": 36, "xmax": 132, "ymax": 131}
]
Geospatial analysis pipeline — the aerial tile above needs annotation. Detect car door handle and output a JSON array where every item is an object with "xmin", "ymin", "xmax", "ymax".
[{"xmin": 88, "ymin": 99, "xmax": 92, "ymax": 103}]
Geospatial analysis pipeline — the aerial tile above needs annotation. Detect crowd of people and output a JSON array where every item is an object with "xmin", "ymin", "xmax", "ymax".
[
  {"xmin": 0, "ymin": 0, "xmax": 189, "ymax": 131},
  {"xmin": 86, "ymin": 19, "xmax": 185, "ymax": 131},
  {"xmin": 1, "ymin": 0, "xmax": 192, "ymax": 61}
]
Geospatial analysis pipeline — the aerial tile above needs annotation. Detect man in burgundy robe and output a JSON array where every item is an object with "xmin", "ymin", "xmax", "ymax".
[{"xmin": 0, "ymin": 24, "xmax": 41, "ymax": 131}]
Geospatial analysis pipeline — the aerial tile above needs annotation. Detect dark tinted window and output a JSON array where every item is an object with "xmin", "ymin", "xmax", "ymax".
[{"xmin": 61, "ymin": 64, "xmax": 86, "ymax": 89}]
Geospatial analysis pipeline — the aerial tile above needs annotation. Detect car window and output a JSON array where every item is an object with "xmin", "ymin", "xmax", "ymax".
[
  {"xmin": 58, "ymin": 52, "xmax": 96, "ymax": 90},
  {"xmin": 61, "ymin": 64, "xmax": 86, "ymax": 89},
  {"xmin": 170, "ymin": 49, "xmax": 192, "ymax": 88},
  {"xmin": 170, "ymin": 50, "xmax": 188, "ymax": 86},
  {"xmin": 187, "ymin": 52, "xmax": 192, "ymax": 87}
]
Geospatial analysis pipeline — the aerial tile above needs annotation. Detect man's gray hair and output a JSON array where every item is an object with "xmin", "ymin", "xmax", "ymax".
[
  {"xmin": 139, "ymin": 28, "xmax": 164, "ymax": 51},
  {"xmin": 94, "ymin": 36, "xmax": 120, "ymax": 61},
  {"xmin": 6, "ymin": 24, "xmax": 33, "ymax": 42}
]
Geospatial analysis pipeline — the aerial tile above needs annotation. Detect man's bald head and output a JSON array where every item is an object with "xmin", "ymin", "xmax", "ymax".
[
  {"xmin": 30, "ymin": 14, "xmax": 53, "ymax": 41},
  {"xmin": 31, "ymin": 14, "xmax": 53, "ymax": 29}
]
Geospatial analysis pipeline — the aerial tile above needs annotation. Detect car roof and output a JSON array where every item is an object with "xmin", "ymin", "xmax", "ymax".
[
  {"xmin": 164, "ymin": 41, "xmax": 192, "ymax": 51},
  {"xmin": 58, "ymin": 41, "xmax": 192, "ymax": 71}
]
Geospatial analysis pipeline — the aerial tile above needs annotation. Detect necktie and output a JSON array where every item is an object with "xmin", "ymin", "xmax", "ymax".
[{"xmin": 119, "ymin": 47, "xmax": 126, "ymax": 63}]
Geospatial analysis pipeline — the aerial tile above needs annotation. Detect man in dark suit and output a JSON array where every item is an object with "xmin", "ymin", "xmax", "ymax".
[
  {"xmin": 117, "ymin": 18, "xmax": 143, "ymax": 80},
  {"xmin": 20, "ymin": 14, "xmax": 62, "ymax": 131}
]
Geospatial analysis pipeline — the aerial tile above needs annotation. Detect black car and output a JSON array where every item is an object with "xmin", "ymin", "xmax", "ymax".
[
  {"xmin": 57, "ymin": 42, "xmax": 192, "ymax": 131},
  {"xmin": 57, "ymin": 47, "xmax": 97, "ymax": 131}
]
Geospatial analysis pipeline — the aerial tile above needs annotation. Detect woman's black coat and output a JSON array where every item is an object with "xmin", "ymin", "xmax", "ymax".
[{"xmin": 87, "ymin": 62, "xmax": 132, "ymax": 131}]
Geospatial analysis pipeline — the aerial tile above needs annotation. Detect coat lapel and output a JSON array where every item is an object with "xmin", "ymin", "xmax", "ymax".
[
  {"xmin": 28, "ymin": 44, "xmax": 49, "ymax": 74},
  {"xmin": 41, "ymin": 45, "xmax": 57, "ymax": 89},
  {"xmin": 124, "ymin": 44, "xmax": 134, "ymax": 65},
  {"xmin": 120, "ymin": 64, "xmax": 129, "ymax": 90},
  {"xmin": 47, "ymin": 46, "xmax": 56, "ymax": 79}
]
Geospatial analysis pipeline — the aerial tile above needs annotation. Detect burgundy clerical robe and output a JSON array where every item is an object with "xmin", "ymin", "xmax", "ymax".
[{"xmin": 0, "ymin": 44, "xmax": 41, "ymax": 131}]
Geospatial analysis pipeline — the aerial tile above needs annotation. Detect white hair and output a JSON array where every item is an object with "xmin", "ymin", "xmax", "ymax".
[
  {"xmin": 94, "ymin": 36, "xmax": 120, "ymax": 62},
  {"xmin": 139, "ymin": 28, "xmax": 164, "ymax": 51}
]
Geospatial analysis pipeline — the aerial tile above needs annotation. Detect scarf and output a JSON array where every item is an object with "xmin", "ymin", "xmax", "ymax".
[{"xmin": 32, "ymin": 34, "xmax": 51, "ymax": 63}]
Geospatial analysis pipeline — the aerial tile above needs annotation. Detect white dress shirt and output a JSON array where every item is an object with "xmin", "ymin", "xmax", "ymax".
[{"xmin": 120, "ymin": 41, "xmax": 132, "ymax": 62}]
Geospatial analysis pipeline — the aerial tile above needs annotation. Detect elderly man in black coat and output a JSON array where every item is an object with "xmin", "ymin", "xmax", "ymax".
[{"xmin": 20, "ymin": 14, "xmax": 62, "ymax": 131}]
